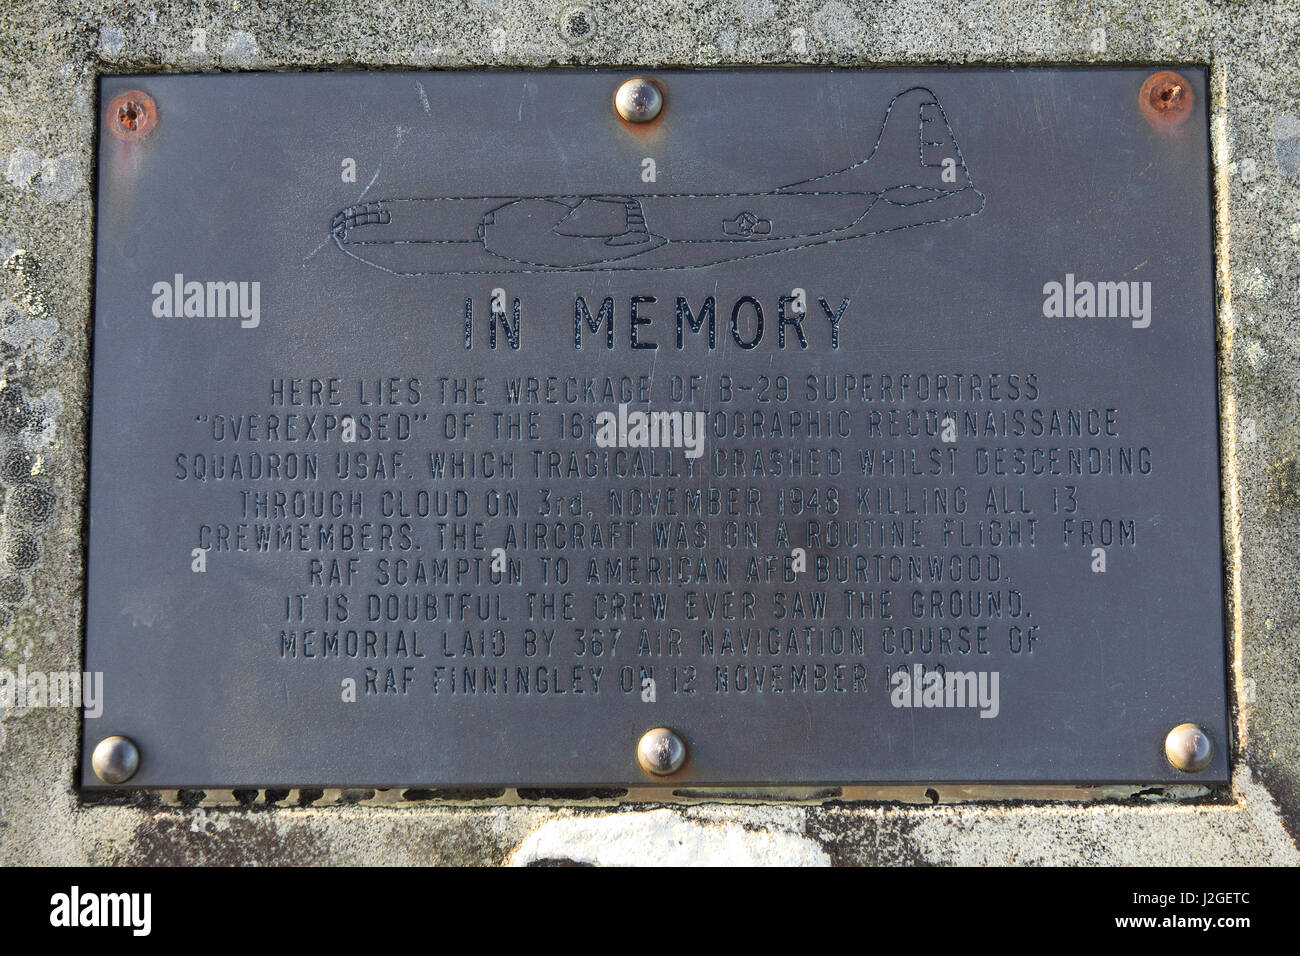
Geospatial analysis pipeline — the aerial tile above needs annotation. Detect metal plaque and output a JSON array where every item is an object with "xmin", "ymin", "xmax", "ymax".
[{"xmin": 85, "ymin": 69, "xmax": 1227, "ymax": 788}]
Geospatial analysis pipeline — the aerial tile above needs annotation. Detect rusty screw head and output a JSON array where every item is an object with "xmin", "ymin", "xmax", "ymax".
[
  {"xmin": 107, "ymin": 89, "xmax": 157, "ymax": 142},
  {"xmin": 1139, "ymin": 71, "xmax": 1193, "ymax": 129}
]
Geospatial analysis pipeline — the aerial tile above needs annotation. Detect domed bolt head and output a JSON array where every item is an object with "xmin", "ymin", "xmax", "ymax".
[
  {"xmin": 1164, "ymin": 722, "xmax": 1213, "ymax": 773},
  {"xmin": 637, "ymin": 727, "xmax": 686, "ymax": 776},
  {"xmin": 614, "ymin": 77, "xmax": 663, "ymax": 123},
  {"xmin": 91, "ymin": 735, "xmax": 140, "ymax": 784}
]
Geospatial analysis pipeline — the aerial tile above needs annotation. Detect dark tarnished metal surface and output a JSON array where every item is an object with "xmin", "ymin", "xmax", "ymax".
[{"xmin": 84, "ymin": 69, "xmax": 1226, "ymax": 788}]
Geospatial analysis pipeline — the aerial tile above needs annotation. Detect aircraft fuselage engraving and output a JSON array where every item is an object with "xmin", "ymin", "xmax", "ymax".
[{"xmin": 330, "ymin": 87, "xmax": 984, "ymax": 276}]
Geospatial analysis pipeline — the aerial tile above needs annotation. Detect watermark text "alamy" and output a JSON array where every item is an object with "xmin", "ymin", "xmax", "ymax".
[
  {"xmin": 151, "ymin": 273, "xmax": 260, "ymax": 328},
  {"xmin": 890, "ymin": 664, "xmax": 1000, "ymax": 718},
  {"xmin": 594, "ymin": 403, "xmax": 706, "ymax": 459},
  {"xmin": 0, "ymin": 666, "xmax": 103, "ymax": 717},
  {"xmin": 1043, "ymin": 273, "xmax": 1151, "ymax": 328}
]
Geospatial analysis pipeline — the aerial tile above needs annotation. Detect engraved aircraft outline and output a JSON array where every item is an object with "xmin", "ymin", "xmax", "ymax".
[{"xmin": 328, "ymin": 86, "xmax": 984, "ymax": 276}]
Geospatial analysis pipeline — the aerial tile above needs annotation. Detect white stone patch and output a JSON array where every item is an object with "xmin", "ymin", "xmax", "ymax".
[
  {"xmin": 1241, "ymin": 336, "xmax": 1266, "ymax": 370},
  {"xmin": 39, "ymin": 154, "xmax": 82, "ymax": 203},
  {"xmin": 813, "ymin": 1, "xmax": 865, "ymax": 50},
  {"xmin": 71, "ymin": 80, "xmax": 92, "ymax": 121},
  {"xmin": 506, "ymin": 808, "xmax": 830, "ymax": 866},
  {"xmin": 221, "ymin": 31, "xmax": 261, "ymax": 67},
  {"xmin": 98, "ymin": 25, "xmax": 126, "ymax": 57},
  {"xmin": 0, "ymin": 300, "xmax": 59, "ymax": 353},
  {"xmin": 6, "ymin": 150, "xmax": 82, "ymax": 202},
  {"xmin": 0, "ymin": 683, "xmax": 10, "ymax": 729},
  {"xmin": 735, "ymin": 0, "xmax": 777, "ymax": 25},
  {"xmin": 1271, "ymin": 114, "xmax": 1300, "ymax": 140},
  {"xmin": 1236, "ymin": 266, "xmax": 1274, "ymax": 300},
  {"xmin": 1271, "ymin": 114, "xmax": 1300, "ymax": 175},
  {"xmin": 5, "ymin": 148, "xmax": 40, "ymax": 189},
  {"xmin": 188, "ymin": 808, "xmax": 233, "ymax": 835},
  {"xmin": 1239, "ymin": 157, "xmax": 1258, "ymax": 183},
  {"xmin": 31, "ymin": 389, "xmax": 62, "ymax": 449}
]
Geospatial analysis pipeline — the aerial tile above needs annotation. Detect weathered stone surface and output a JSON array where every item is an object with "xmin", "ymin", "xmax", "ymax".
[{"xmin": 1, "ymin": 0, "xmax": 1297, "ymax": 865}]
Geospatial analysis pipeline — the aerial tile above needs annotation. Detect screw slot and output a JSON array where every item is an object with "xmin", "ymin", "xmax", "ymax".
[
  {"xmin": 118, "ymin": 102, "xmax": 142, "ymax": 129},
  {"xmin": 106, "ymin": 89, "xmax": 157, "ymax": 142}
]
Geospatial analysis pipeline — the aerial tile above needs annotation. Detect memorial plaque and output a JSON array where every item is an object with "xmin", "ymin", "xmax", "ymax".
[{"xmin": 84, "ymin": 69, "xmax": 1227, "ymax": 788}]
